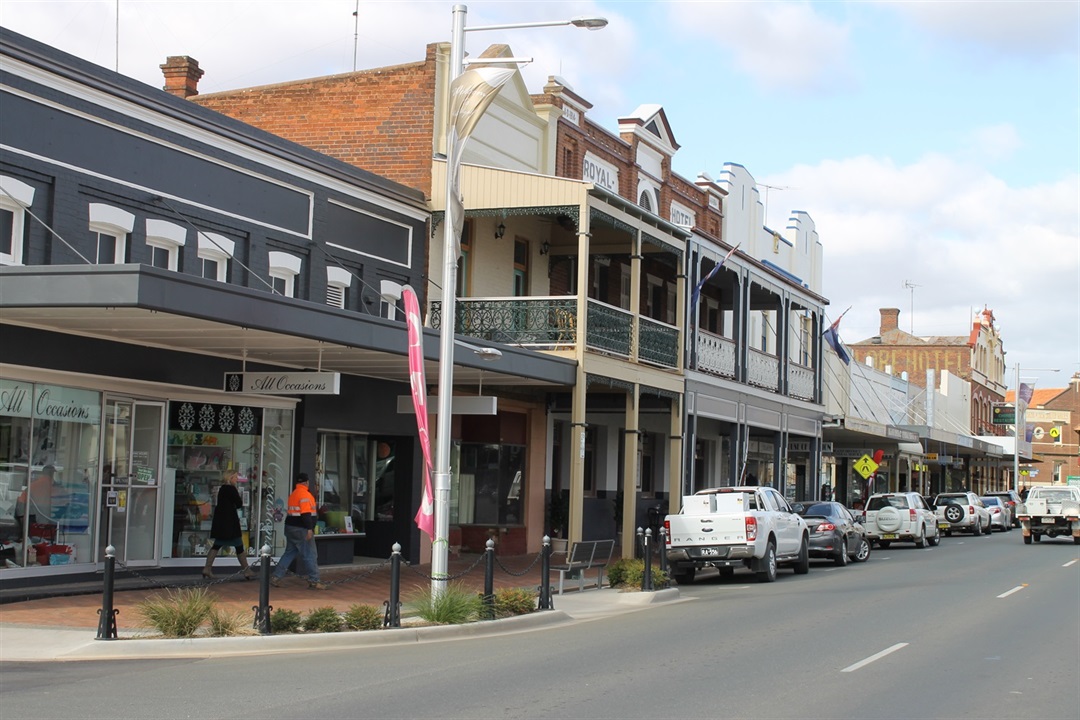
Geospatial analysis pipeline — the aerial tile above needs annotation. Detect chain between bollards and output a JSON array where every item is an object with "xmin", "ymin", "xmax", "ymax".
[
  {"xmin": 384, "ymin": 543, "xmax": 402, "ymax": 628},
  {"xmin": 537, "ymin": 535, "xmax": 553, "ymax": 610},
  {"xmin": 95, "ymin": 545, "xmax": 118, "ymax": 640},
  {"xmin": 253, "ymin": 544, "xmax": 273, "ymax": 635}
]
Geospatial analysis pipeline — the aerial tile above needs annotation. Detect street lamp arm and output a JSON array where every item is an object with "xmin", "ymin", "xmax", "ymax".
[{"xmin": 465, "ymin": 16, "xmax": 608, "ymax": 33}]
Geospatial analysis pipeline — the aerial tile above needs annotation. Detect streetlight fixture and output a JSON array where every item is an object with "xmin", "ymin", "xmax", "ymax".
[
  {"xmin": 431, "ymin": 4, "xmax": 606, "ymax": 597},
  {"xmin": 1011, "ymin": 363, "xmax": 1060, "ymax": 494}
]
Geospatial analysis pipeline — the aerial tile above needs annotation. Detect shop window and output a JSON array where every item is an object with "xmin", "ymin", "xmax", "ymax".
[
  {"xmin": 316, "ymin": 433, "xmax": 396, "ymax": 533},
  {"xmin": 198, "ymin": 232, "xmax": 233, "ymax": 282},
  {"xmin": 0, "ymin": 379, "xmax": 101, "ymax": 569},
  {"xmin": 88, "ymin": 203, "xmax": 134, "ymax": 264},
  {"xmin": 454, "ymin": 443, "xmax": 525, "ymax": 525},
  {"xmin": 145, "ymin": 219, "xmax": 186, "ymax": 271},
  {"xmin": 326, "ymin": 266, "xmax": 352, "ymax": 309},
  {"xmin": 0, "ymin": 176, "xmax": 35, "ymax": 266},
  {"xmin": 268, "ymin": 250, "xmax": 301, "ymax": 297}
]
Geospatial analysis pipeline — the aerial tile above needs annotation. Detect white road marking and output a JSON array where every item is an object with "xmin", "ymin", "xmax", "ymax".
[
  {"xmin": 997, "ymin": 585, "xmax": 1027, "ymax": 598},
  {"xmin": 1063, "ymin": 559, "xmax": 1078, "ymax": 568},
  {"xmin": 841, "ymin": 643, "xmax": 909, "ymax": 672}
]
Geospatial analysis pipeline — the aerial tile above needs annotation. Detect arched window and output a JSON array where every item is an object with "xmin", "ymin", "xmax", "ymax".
[
  {"xmin": 268, "ymin": 250, "xmax": 302, "ymax": 297},
  {"xmin": 0, "ymin": 176, "xmax": 35, "ymax": 266},
  {"xmin": 638, "ymin": 190, "xmax": 652, "ymax": 212},
  {"xmin": 88, "ymin": 203, "xmax": 135, "ymax": 264},
  {"xmin": 198, "ymin": 232, "xmax": 234, "ymax": 282},
  {"xmin": 145, "ymin": 219, "xmax": 186, "ymax": 271}
]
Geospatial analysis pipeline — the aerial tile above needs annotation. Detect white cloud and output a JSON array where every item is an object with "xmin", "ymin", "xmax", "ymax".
[
  {"xmin": 963, "ymin": 123, "xmax": 1023, "ymax": 163},
  {"xmin": 669, "ymin": 0, "xmax": 855, "ymax": 93},
  {"xmin": 767, "ymin": 153, "xmax": 1079, "ymax": 375},
  {"xmin": 884, "ymin": 0, "xmax": 1079, "ymax": 59}
]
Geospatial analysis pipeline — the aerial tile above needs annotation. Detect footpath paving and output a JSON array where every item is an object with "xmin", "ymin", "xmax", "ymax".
[{"xmin": 0, "ymin": 554, "xmax": 681, "ymax": 662}]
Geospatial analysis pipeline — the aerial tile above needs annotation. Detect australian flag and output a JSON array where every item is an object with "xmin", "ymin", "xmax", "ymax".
[{"xmin": 823, "ymin": 310, "xmax": 850, "ymax": 365}]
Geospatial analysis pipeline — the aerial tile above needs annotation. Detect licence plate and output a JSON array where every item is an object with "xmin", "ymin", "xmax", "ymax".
[
  {"xmin": 1042, "ymin": 517, "xmax": 1057, "ymax": 524},
  {"xmin": 882, "ymin": 533, "xmax": 898, "ymax": 540},
  {"xmin": 938, "ymin": 522, "xmax": 949, "ymax": 529},
  {"xmin": 700, "ymin": 547, "xmax": 719, "ymax": 556}
]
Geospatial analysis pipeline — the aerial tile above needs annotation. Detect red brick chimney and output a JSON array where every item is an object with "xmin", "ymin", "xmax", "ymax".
[
  {"xmin": 880, "ymin": 308, "xmax": 900, "ymax": 334},
  {"xmin": 160, "ymin": 56, "xmax": 204, "ymax": 98}
]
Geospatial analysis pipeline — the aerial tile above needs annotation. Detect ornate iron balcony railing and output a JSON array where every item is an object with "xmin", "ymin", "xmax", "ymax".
[
  {"xmin": 585, "ymin": 299, "xmax": 632, "ymax": 358},
  {"xmin": 747, "ymin": 347, "xmax": 779, "ymax": 391},
  {"xmin": 788, "ymin": 361, "xmax": 815, "ymax": 401},
  {"xmin": 696, "ymin": 330, "xmax": 737, "ymax": 378},
  {"xmin": 638, "ymin": 315, "xmax": 680, "ymax": 368},
  {"xmin": 429, "ymin": 296, "xmax": 577, "ymax": 348}
]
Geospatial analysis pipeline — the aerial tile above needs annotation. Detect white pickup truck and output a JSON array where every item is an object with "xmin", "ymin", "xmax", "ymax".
[
  {"xmin": 1016, "ymin": 486, "xmax": 1080, "ymax": 545},
  {"xmin": 664, "ymin": 486, "xmax": 809, "ymax": 584}
]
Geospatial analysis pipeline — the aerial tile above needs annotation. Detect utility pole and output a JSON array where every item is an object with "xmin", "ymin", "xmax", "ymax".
[{"xmin": 903, "ymin": 279, "xmax": 920, "ymax": 334}]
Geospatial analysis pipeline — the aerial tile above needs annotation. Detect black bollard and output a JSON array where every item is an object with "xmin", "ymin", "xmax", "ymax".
[
  {"xmin": 95, "ymin": 544, "xmax": 118, "ymax": 640},
  {"xmin": 254, "ymin": 544, "xmax": 272, "ymax": 635},
  {"xmin": 385, "ymin": 543, "xmax": 401, "ymax": 628},
  {"xmin": 659, "ymin": 527, "xmax": 669, "ymax": 588},
  {"xmin": 483, "ymin": 539, "xmax": 495, "ymax": 620},
  {"xmin": 537, "ymin": 535, "xmax": 553, "ymax": 610},
  {"xmin": 643, "ymin": 528, "xmax": 654, "ymax": 592}
]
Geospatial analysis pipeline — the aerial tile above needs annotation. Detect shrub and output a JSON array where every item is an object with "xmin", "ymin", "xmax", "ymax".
[
  {"xmin": 270, "ymin": 608, "xmax": 303, "ymax": 634},
  {"xmin": 303, "ymin": 606, "xmax": 344, "ymax": 633},
  {"xmin": 136, "ymin": 586, "xmax": 215, "ymax": 638},
  {"xmin": 493, "ymin": 587, "xmax": 535, "ymax": 618},
  {"xmin": 607, "ymin": 558, "xmax": 667, "ymax": 589},
  {"xmin": 208, "ymin": 608, "xmax": 255, "ymax": 637},
  {"xmin": 344, "ymin": 604, "xmax": 384, "ymax": 631},
  {"xmin": 406, "ymin": 581, "xmax": 482, "ymax": 624}
]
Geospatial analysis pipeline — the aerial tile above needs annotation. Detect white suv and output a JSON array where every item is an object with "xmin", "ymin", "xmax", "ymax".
[
  {"xmin": 863, "ymin": 492, "xmax": 941, "ymax": 548},
  {"xmin": 934, "ymin": 492, "xmax": 992, "ymax": 537}
]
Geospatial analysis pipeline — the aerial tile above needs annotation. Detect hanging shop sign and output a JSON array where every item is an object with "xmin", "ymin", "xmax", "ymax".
[
  {"xmin": 169, "ymin": 401, "xmax": 263, "ymax": 435},
  {"xmin": 991, "ymin": 403, "xmax": 1015, "ymax": 425},
  {"xmin": 224, "ymin": 371, "xmax": 340, "ymax": 395}
]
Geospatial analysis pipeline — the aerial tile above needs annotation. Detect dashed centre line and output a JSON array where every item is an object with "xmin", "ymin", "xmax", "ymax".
[
  {"xmin": 997, "ymin": 584, "xmax": 1027, "ymax": 598},
  {"xmin": 1063, "ymin": 559, "xmax": 1078, "ymax": 568},
  {"xmin": 842, "ymin": 643, "xmax": 909, "ymax": 672}
]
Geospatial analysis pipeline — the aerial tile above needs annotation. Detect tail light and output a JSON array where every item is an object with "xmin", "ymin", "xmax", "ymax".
[
  {"xmin": 909, "ymin": 509, "xmax": 917, "ymax": 522},
  {"xmin": 990, "ymin": 508, "xmax": 1000, "ymax": 515},
  {"xmin": 745, "ymin": 516, "xmax": 758, "ymax": 541},
  {"xmin": 664, "ymin": 519, "xmax": 671, "ymax": 546},
  {"xmin": 969, "ymin": 506, "xmax": 975, "ymax": 516},
  {"xmin": 816, "ymin": 522, "xmax": 836, "ymax": 533}
]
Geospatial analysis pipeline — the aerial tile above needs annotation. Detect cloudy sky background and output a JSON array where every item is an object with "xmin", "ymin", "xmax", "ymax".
[{"xmin": 4, "ymin": 0, "xmax": 1078, "ymax": 391}]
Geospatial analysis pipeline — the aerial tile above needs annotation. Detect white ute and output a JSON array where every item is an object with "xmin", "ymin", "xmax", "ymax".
[
  {"xmin": 1016, "ymin": 486, "xmax": 1080, "ymax": 545},
  {"xmin": 664, "ymin": 486, "xmax": 810, "ymax": 584}
]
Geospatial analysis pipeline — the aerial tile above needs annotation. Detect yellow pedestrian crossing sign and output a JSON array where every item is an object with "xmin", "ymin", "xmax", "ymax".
[{"xmin": 853, "ymin": 454, "xmax": 879, "ymax": 480}]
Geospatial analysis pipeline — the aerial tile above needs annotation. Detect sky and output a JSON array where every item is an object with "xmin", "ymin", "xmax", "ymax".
[{"xmin": 3, "ymin": 0, "xmax": 1079, "ymax": 392}]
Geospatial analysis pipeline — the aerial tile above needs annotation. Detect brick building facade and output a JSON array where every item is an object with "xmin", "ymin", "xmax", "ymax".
[{"xmin": 1010, "ymin": 376, "xmax": 1080, "ymax": 488}]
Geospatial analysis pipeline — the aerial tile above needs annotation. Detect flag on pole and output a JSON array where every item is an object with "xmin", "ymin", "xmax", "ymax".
[
  {"xmin": 1018, "ymin": 382, "xmax": 1035, "ymax": 410},
  {"xmin": 823, "ymin": 307, "xmax": 851, "ymax": 365},
  {"xmin": 402, "ymin": 286, "xmax": 434, "ymax": 539},
  {"xmin": 690, "ymin": 243, "xmax": 741, "ymax": 311},
  {"xmin": 446, "ymin": 66, "xmax": 515, "ymax": 257}
]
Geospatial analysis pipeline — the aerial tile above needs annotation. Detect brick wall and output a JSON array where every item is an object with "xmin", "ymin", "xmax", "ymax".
[{"xmin": 192, "ymin": 46, "xmax": 439, "ymax": 198}]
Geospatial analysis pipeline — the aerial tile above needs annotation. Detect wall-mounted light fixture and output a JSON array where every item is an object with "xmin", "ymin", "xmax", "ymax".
[
  {"xmin": 539, "ymin": 240, "xmax": 550, "ymax": 255},
  {"xmin": 494, "ymin": 222, "xmax": 506, "ymax": 240}
]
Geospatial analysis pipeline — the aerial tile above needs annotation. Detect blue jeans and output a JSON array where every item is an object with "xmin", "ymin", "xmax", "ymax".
[{"xmin": 274, "ymin": 524, "xmax": 319, "ymax": 582}]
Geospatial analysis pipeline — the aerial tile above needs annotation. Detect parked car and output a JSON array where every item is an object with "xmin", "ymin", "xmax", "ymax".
[
  {"xmin": 791, "ymin": 500, "xmax": 871, "ymax": 566},
  {"xmin": 985, "ymin": 490, "xmax": 1022, "ymax": 527},
  {"xmin": 934, "ymin": 492, "xmax": 992, "ymax": 536},
  {"xmin": 980, "ymin": 496, "xmax": 1012, "ymax": 531},
  {"xmin": 863, "ymin": 492, "xmax": 940, "ymax": 548}
]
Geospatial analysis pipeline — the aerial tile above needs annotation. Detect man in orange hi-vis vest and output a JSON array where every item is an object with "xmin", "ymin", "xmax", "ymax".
[{"xmin": 270, "ymin": 473, "xmax": 325, "ymax": 590}]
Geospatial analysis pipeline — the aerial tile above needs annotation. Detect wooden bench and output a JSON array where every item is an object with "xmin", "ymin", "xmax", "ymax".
[{"xmin": 549, "ymin": 538, "xmax": 615, "ymax": 594}]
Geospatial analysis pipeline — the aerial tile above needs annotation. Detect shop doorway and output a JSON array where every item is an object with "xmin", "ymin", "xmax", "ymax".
[{"xmin": 98, "ymin": 398, "xmax": 165, "ymax": 566}]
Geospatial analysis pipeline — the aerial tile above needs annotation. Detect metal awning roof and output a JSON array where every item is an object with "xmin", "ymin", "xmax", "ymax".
[{"xmin": 0, "ymin": 265, "xmax": 577, "ymax": 389}]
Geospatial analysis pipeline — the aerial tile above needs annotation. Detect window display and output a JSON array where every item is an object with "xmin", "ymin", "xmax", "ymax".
[{"xmin": 0, "ymin": 379, "xmax": 100, "ymax": 569}]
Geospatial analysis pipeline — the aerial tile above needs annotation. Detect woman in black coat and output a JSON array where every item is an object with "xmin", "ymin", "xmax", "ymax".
[{"xmin": 203, "ymin": 472, "xmax": 254, "ymax": 579}]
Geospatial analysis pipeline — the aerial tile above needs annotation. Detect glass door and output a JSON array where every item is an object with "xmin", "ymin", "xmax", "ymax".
[{"xmin": 99, "ymin": 398, "xmax": 165, "ymax": 565}]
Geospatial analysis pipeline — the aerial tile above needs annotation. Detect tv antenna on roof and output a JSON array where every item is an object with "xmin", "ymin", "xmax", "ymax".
[
  {"xmin": 903, "ymin": 279, "xmax": 921, "ymax": 334},
  {"xmin": 759, "ymin": 184, "xmax": 788, "ymax": 227}
]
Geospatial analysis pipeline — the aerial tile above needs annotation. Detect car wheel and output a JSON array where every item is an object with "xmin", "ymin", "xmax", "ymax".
[
  {"xmin": 983, "ymin": 522, "xmax": 993, "ymax": 535},
  {"xmin": 945, "ymin": 529, "xmax": 952, "ymax": 537},
  {"xmin": 878, "ymin": 540, "xmax": 892, "ymax": 549},
  {"xmin": 672, "ymin": 566, "xmax": 696, "ymax": 585},
  {"xmin": 834, "ymin": 538, "xmax": 849, "ymax": 567},
  {"xmin": 755, "ymin": 540, "xmax": 777, "ymax": 583},
  {"xmin": 853, "ymin": 537, "xmax": 871, "ymax": 562},
  {"xmin": 1033, "ymin": 533, "xmax": 1042, "ymax": 542},
  {"xmin": 794, "ymin": 537, "xmax": 810, "ymax": 575},
  {"xmin": 944, "ymin": 504, "xmax": 964, "ymax": 523},
  {"xmin": 717, "ymin": 567, "xmax": 735, "ymax": 578},
  {"xmin": 928, "ymin": 529, "xmax": 940, "ymax": 547},
  {"xmin": 1073, "ymin": 536, "xmax": 1080, "ymax": 545},
  {"xmin": 971, "ymin": 519, "xmax": 981, "ymax": 536},
  {"xmin": 1023, "ymin": 533, "xmax": 1032, "ymax": 545},
  {"xmin": 914, "ymin": 525, "xmax": 926, "ymax": 548}
]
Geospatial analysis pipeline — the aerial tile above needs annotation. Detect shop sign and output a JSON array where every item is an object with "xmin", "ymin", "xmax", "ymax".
[
  {"xmin": 0, "ymin": 379, "xmax": 101, "ymax": 424},
  {"xmin": 582, "ymin": 153, "xmax": 619, "ymax": 192},
  {"xmin": 224, "ymin": 371, "xmax": 340, "ymax": 395},
  {"xmin": 991, "ymin": 403, "xmax": 1015, "ymax": 425},
  {"xmin": 788, "ymin": 441, "xmax": 811, "ymax": 453},
  {"xmin": 832, "ymin": 448, "xmax": 873, "ymax": 459}
]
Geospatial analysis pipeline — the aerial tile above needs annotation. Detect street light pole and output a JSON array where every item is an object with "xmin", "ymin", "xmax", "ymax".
[
  {"xmin": 1012, "ymin": 363, "xmax": 1061, "ymax": 494},
  {"xmin": 431, "ymin": 4, "xmax": 606, "ymax": 598}
]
